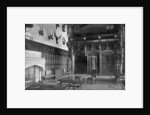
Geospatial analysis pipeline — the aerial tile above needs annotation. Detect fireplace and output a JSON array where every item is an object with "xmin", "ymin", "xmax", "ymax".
[{"xmin": 25, "ymin": 50, "xmax": 46, "ymax": 88}]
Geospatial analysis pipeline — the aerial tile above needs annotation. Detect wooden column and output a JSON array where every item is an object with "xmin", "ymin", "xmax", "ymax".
[
  {"xmin": 86, "ymin": 56, "xmax": 89, "ymax": 75},
  {"xmin": 99, "ymin": 53, "xmax": 102, "ymax": 75},
  {"xmin": 120, "ymin": 26, "xmax": 125, "ymax": 75},
  {"xmin": 99, "ymin": 44, "xmax": 102, "ymax": 75},
  {"xmin": 72, "ymin": 54, "xmax": 75, "ymax": 74},
  {"xmin": 39, "ymin": 71, "xmax": 41, "ymax": 82},
  {"xmin": 71, "ymin": 48, "xmax": 75, "ymax": 74},
  {"xmin": 89, "ymin": 56, "xmax": 91, "ymax": 74},
  {"xmin": 86, "ymin": 56, "xmax": 88, "ymax": 74}
]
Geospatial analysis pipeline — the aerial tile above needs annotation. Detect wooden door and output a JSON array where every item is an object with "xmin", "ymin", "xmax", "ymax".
[
  {"xmin": 75, "ymin": 55, "xmax": 87, "ymax": 74},
  {"xmin": 102, "ymin": 54, "xmax": 115, "ymax": 75},
  {"xmin": 87, "ymin": 55, "xmax": 97, "ymax": 75}
]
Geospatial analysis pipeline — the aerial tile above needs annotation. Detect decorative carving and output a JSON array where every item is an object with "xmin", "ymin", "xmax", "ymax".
[
  {"xmin": 25, "ymin": 25, "xmax": 34, "ymax": 40},
  {"xmin": 85, "ymin": 47, "xmax": 99, "ymax": 56},
  {"xmin": 62, "ymin": 24, "xmax": 67, "ymax": 45},
  {"xmin": 54, "ymin": 24, "xmax": 62, "ymax": 44},
  {"xmin": 48, "ymin": 30, "xmax": 53, "ymax": 40},
  {"xmin": 102, "ymin": 40, "xmax": 114, "ymax": 55},
  {"xmin": 38, "ymin": 24, "xmax": 44, "ymax": 36}
]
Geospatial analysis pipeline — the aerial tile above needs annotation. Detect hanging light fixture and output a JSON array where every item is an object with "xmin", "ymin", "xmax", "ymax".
[
  {"xmin": 114, "ymin": 34, "xmax": 117, "ymax": 38},
  {"xmin": 98, "ymin": 34, "xmax": 101, "ymax": 51},
  {"xmin": 83, "ymin": 35, "xmax": 86, "ymax": 40},
  {"xmin": 98, "ymin": 34, "xmax": 101, "ymax": 39}
]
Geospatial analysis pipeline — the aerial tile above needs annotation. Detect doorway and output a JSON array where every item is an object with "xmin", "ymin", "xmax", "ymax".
[
  {"xmin": 102, "ymin": 54, "xmax": 115, "ymax": 75},
  {"xmin": 75, "ymin": 55, "xmax": 87, "ymax": 74},
  {"xmin": 87, "ymin": 55, "xmax": 99, "ymax": 75}
]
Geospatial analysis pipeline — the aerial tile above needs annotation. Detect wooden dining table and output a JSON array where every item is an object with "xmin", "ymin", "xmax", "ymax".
[{"xmin": 57, "ymin": 74, "xmax": 87, "ymax": 89}]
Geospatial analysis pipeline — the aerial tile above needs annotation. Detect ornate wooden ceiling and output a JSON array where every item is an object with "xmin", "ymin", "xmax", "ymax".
[
  {"xmin": 67, "ymin": 24, "xmax": 125, "ymax": 58},
  {"xmin": 69, "ymin": 24, "xmax": 121, "ymax": 40}
]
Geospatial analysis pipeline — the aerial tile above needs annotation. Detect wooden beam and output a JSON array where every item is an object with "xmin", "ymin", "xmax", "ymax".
[
  {"xmin": 87, "ymin": 39, "xmax": 119, "ymax": 42},
  {"xmin": 72, "ymin": 39, "xmax": 119, "ymax": 43}
]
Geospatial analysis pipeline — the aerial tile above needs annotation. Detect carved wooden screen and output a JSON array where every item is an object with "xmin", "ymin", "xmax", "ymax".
[{"xmin": 102, "ymin": 54, "xmax": 115, "ymax": 75}]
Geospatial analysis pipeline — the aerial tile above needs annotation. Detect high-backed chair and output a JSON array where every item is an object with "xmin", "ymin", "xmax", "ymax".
[{"xmin": 86, "ymin": 70, "xmax": 97, "ymax": 84}]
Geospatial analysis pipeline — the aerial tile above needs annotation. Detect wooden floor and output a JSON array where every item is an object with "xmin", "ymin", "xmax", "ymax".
[
  {"xmin": 80, "ymin": 78, "xmax": 123, "ymax": 90},
  {"xmin": 26, "ymin": 77, "xmax": 125, "ymax": 90}
]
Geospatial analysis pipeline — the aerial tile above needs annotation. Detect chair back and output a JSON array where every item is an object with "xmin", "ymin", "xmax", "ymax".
[{"xmin": 91, "ymin": 70, "xmax": 96, "ymax": 77}]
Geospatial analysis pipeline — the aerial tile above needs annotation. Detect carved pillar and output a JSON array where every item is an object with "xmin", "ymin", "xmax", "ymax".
[
  {"xmin": 99, "ymin": 44, "xmax": 102, "ymax": 75},
  {"xmin": 87, "ymin": 55, "xmax": 90, "ymax": 75},
  {"xmin": 71, "ymin": 48, "xmax": 75, "ymax": 74},
  {"xmin": 99, "ymin": 53, "xmax": 102, "ymax": 75},
  {"xmin": 72, "ymin": 54, "xmax": 75, "ymax": 74},
  {"xmin": 87, "ymin": 56, "xmax": 88, "ymax": 74},
  {"xmin": 120, "ymin": 25, "xmax": 125, "ymax": 75}
]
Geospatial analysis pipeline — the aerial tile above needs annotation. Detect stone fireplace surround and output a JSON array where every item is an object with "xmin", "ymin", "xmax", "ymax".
[{"xmin": 25, "ymin": 50, "xmax": 46, "ymax": 88}]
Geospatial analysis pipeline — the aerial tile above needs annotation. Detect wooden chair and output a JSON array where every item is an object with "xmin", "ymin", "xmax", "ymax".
[
  {"xmin": 86, "ymin": 70, "xmax": 97, "ymax": 84},
  {"xmin": 91, "ymin": 70, "xmax": 97, "ymax": 84}
]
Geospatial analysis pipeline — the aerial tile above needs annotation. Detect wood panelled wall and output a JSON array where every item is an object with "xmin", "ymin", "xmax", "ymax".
[
  {"xmin": 102, "ymin": 54, "xmax": 115, "ymax": 75},
  {"xmin": 44, "ymin": 53, "xmax": 68, "ymax": 70},
  {"xmin": 75, "ymin": 55, "xmax": 87, "ymax": 74},
  {"xmin": 25, "ymin": 39, "xmax": 68, "ymax": 72}
]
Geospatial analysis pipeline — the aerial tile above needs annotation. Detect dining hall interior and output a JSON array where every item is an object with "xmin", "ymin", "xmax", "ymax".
[{"xmin": 25, "ymin": 24, "xmax": 125, "ymax": 90}]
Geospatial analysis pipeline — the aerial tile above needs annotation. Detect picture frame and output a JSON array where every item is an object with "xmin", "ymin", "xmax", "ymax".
[{"xmin": 2, "ymin": 0, "xmax": 147, "ymax": 111}]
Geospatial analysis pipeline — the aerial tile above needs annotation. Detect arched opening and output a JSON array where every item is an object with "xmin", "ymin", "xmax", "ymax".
[{"xmin": 25, "ymin": 65, "xmax": 43, "ymax": 88}]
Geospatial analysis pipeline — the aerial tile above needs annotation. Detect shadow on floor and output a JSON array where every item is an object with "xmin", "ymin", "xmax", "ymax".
[{"xmin": 26, "ymin": 78, "xmax": 125, "ymax": 90}]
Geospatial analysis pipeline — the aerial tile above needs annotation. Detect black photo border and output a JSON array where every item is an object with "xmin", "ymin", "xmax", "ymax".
[{"xmin": 1, "ymin": 0, "xmax": 148, "ymax": 113}]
